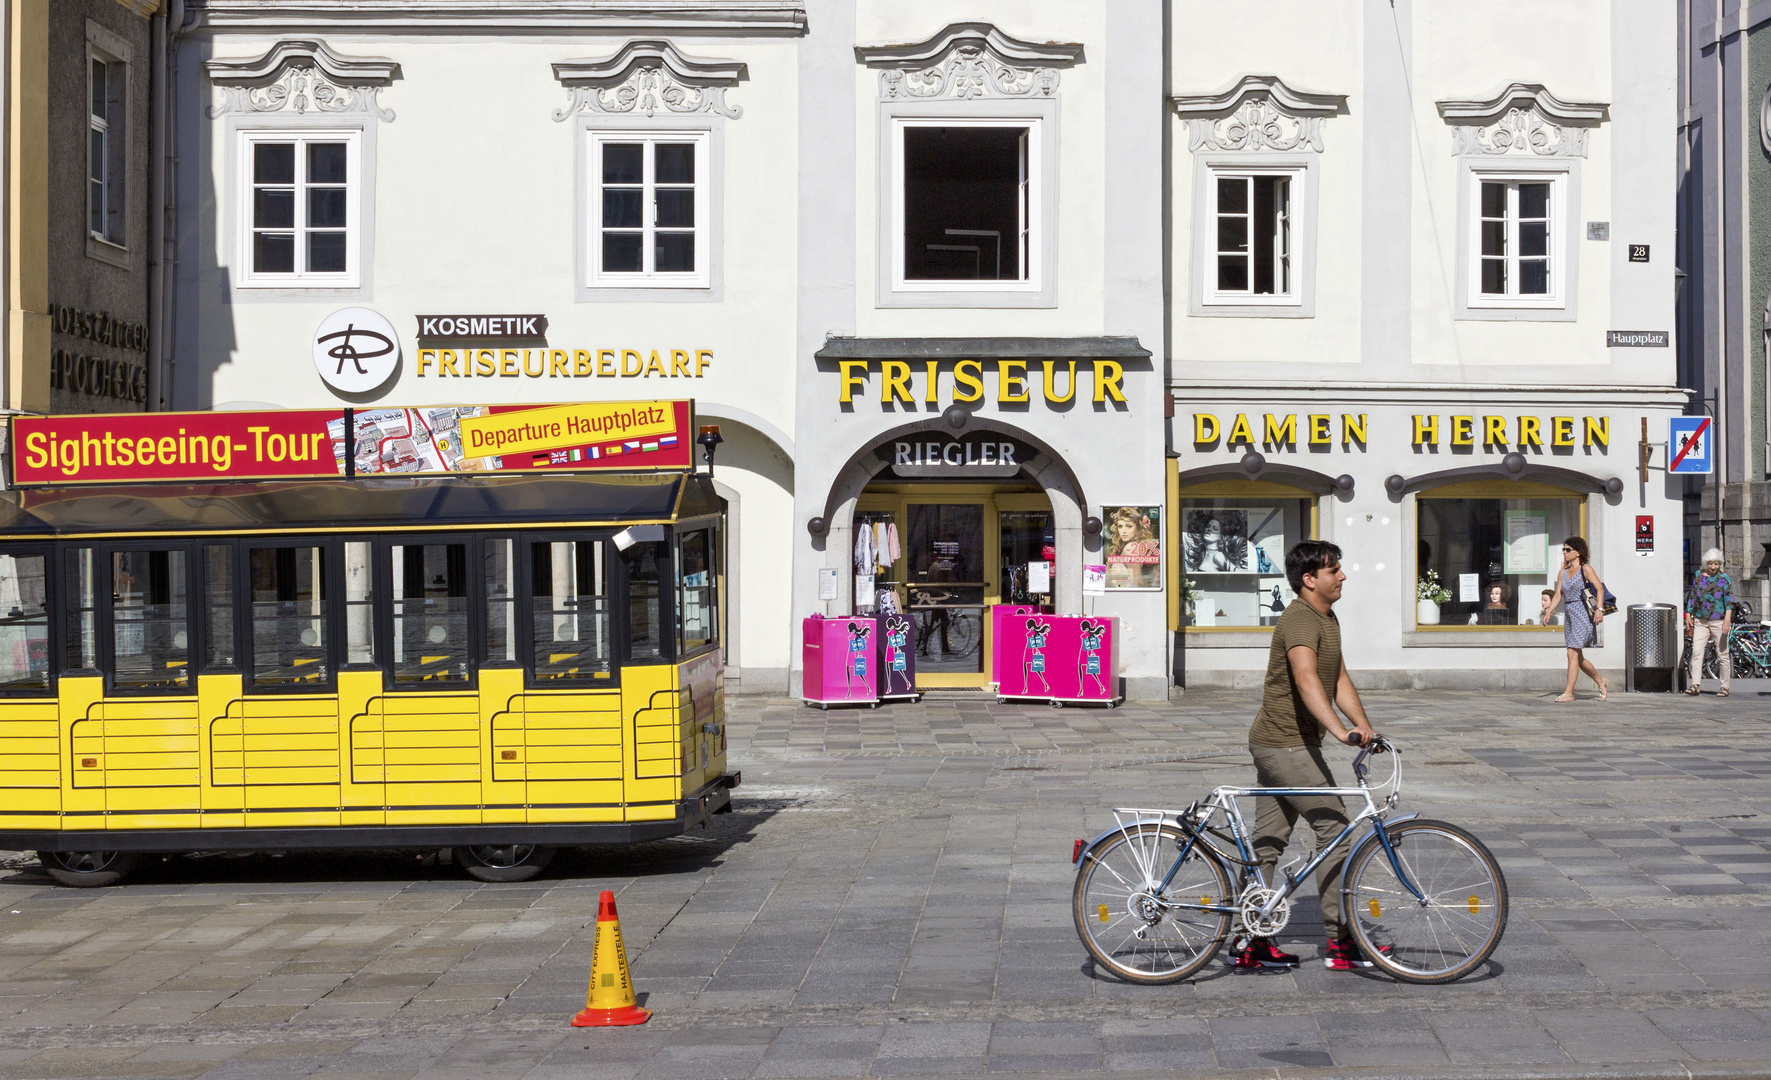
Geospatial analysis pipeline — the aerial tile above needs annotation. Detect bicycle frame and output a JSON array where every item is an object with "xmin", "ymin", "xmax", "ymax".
[{"xmin": 1078, "ymin": 745, "xmax": 1419, "ymax": 925}]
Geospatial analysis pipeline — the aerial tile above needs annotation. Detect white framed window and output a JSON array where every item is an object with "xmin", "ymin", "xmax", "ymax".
[
  {"xmin": 1187, "ymin": 155, "xmax": 1317, "ymax": 318},
  {"xmin": 876, "ymin": 100, "xmax": 1058, "ymax": 309},
  {"xmin": 891, "ymin": 116, "xmax": 1041, "ymax": 292},
  {"xmin": 585, "ymin": 131, "xmax": 711, "ymax": 289},
  {"xmin": 1466, "ymin": 170, "xmax": 1568, "ymax": 310},
  {"xmin": 86, "ymin": 20, "xmax": 130, "ymax": 257},
  {"xmin": 1205, "ymin": 169, "xmax": 1300, "ymax": 305},
  {"xmin": 236, "ymin": 130, "xmax": 361, "ymax": 288}
]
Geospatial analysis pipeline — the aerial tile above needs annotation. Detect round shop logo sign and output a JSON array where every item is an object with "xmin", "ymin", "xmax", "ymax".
[{"xmin": 313, "ymin": 307, "xmax": 400, "ymax": 395}]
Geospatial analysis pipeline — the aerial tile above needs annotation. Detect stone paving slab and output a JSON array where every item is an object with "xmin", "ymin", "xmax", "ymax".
[{"xmin": 0, "ymin": 689, "xmax": 1766, "ymax": 1078}]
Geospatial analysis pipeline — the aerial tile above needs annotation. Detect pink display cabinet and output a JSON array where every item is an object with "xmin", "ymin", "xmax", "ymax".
[
  {"xmin": 802, "ymin": 615, "xmax": 878, "ymax": 708},
  {"xmin": 992, "ymin": 612, "xmax": 1121, "ymax": 707},
  {"xmin": 988, "ymin": 605, "xmax": 1038, "ymax": 688},
  {"xmin": 876, "ymin": 613, "xmax": 919, "ymax": 701}
]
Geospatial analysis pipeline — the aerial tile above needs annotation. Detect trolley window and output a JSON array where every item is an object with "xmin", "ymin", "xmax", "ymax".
[
  {"xmin": 531, "ymin": 539, "xmax": 612, "ymax": 680},
  {"xmin": 624, "ymin": 539, "xmax": 669, "ymax": 663},
  {"xmin": 0, "ymin": 553, "xmax": 50, "ymax": 691},
  {"xmin": 63, "ymin": 547, "xmax": 97, "ymax": 671},
  {"xmin": 204, "ymin": 545, "xmax": 236, "ymax": 669},
  {"xmin": 391, "ymin": 542, "xmax": 468, "ymax": 684},
  {"xmin": 111, "ymin": 549, "xmax": 190, "ymax": 691},
  {"xmin": 344, "ymin": 541, "xmax": 374, "ymax": 666},
  {"xmin": 678, "ymin": 528, "xmax": 716, "ymax": 655},
  {"xmin": 248, "ymin": 545, "xmax": 329, "ymax": 687},
  {"xmin": 484, "ymin": 538, "xmax": 517, "ymax": 665}
]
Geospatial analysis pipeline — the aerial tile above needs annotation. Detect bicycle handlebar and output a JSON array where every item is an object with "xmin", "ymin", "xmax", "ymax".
[{"xmin": 1351, "ymin": 734, "xmax": 1392, "ymax": 782}]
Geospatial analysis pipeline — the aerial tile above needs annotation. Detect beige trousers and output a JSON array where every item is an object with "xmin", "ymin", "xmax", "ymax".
[
  {"xmin": 1691, "ymin": 618, "xmax": 1731, "ymax": 689},
  {"xmin": 1248, "ymin": 742, "xmax": 1351, "ymax": 941}
]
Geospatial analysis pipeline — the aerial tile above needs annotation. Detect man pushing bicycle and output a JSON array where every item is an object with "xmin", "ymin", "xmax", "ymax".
[{"xmin": 1232, "ymin": 539, "xmax": 1385, "ymax": 972}]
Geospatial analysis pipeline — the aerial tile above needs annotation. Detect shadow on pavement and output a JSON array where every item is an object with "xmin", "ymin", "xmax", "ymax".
[{"xmin": 0, "ymin": 795, "xmax": 782, "ymax": 889}]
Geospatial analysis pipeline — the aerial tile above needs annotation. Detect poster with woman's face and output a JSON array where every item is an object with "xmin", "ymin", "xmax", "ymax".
[
  {"xmin": 1104, "ymin": 505, "xmax": 1161, "ymax": 590},
  {"xmin": 1183, "ymin": 509, "xmax": 1250, "ymax": 575}
]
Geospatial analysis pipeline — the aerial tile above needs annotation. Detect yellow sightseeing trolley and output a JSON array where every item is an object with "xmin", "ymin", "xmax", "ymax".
[{"xmin": 0, "ymin": 469, "xmax": 734, "ymax": 885}]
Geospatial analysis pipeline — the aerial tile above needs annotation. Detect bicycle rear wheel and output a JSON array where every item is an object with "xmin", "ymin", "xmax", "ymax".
[
  {"xmin": 1072, "ymin": 824, "xmax": 1232, "ymax": 984},
  {"xmin": 1344, "ymin": 819, "xmax": 1508, "ymax": 984}
]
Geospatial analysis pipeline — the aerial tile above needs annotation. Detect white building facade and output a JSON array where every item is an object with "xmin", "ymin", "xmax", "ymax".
[
  {"xmin": 162, "ymin": 0, "xmax": 1677, "ymax": 697},
  {"xmin": 1168, "ymin": 0, "xmax": 1683, "ymax": 689}
]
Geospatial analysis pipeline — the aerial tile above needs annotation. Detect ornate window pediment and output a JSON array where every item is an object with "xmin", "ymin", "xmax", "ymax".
[
  {"xmin": 553, "ymin": 40, "xmax": 746, "ymax": 121},
  {"xmin": 1171, "ymin": 75, "xmax": 1346, "ymax": 153},
  {"xmin": 855, "ymin": 22, "xmax": 1082, "ymax": 101},
  {"xmin": 1437, "ymin": 83, "xmax": 1607, "ymax": 158},
  {"xmin": 206, "ymin": 40, "xmax": 400, "ymax": 121}
]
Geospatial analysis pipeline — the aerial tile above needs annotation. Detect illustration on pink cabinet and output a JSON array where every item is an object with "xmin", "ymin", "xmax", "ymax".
[
  {"xmin": 846, "ymin": 621, "xmax": 872, "ymax": 692},
  {"xmin": 1078, "ymin": 618, "xmax": 1108, "ymax": 696},
  {"xmin": 1023, "ymin": 617, "xmax": 1052, "ymax": 695}
]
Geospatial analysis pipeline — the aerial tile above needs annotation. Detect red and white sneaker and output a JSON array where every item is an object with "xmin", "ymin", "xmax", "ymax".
[
  {"xmin": 1324, "ymin": 937, "xmax": 1386, "ymax": 970},
  {"xmin": 1228, "ymin": 936, "xmax": 1300, "ymax": 968}
]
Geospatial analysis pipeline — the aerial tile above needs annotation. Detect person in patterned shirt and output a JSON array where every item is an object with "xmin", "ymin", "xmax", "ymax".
[{"xmin": 1685, "ymin": 548, "xmax": 1733, "ymax": 697}]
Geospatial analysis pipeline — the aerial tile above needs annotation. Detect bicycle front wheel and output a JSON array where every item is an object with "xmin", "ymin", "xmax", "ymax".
[
  {"xmin": 1073, "ymin": 824, "xmax": 1232, "ymax": 984},
  {"xmin": 946, "ymin": 614, "xmax": 980, "ymax": 657},
  {"xmin": 1345, "ymin": 819, "xmax": 1508, "ymax": 984}
]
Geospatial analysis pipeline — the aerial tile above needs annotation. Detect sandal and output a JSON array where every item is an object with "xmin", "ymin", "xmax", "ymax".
[
  {"xmin": 1598, "ymin": 679, "xmax": 1609, "ymax": 701},
  {"xmin": 1554, "ymin": 694, "xmax": 1574, "ymax": 703},
  {"xmin": 1719, "ymin": 688, "xmax": 1730, "ymax": 698},
  {"xmin": 1685, "ymin": 686, "xmax": 1701, "ymax": 696}
]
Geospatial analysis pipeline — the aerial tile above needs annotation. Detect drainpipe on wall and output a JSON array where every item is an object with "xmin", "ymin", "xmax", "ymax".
[
  {"xmin": 1, "ymin": 0, "xmax": 11, "ymax": 415},
  {"xmin": 152, "ymin": 0, "xmax": 194, "ymax": 411},
  {"xmin": 146, "ymin": 1, "xmax": 165, "ymax": 410}
]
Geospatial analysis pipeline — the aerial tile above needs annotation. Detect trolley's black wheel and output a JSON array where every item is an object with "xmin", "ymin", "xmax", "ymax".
[
  {"xmin": 39, "ymin": 850, "xmax": 141, "ymax": 888},
  {"xmin": 454, "ymin": 845, "xmax": 556, "ymax": 883}
]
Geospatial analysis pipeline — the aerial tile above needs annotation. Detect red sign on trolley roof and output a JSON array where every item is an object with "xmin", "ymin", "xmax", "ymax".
[{"xmin": 10, "ymin": 400, "xmax": 694, "ymax": 486}]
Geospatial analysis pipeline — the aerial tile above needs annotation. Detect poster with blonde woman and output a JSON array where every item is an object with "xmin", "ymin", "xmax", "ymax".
[{"xmin": 1104, "ymin": 506, "xmax": 1161, "ymax": 590}]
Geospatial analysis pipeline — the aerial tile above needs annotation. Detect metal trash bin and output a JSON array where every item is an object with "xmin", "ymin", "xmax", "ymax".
[{"xmin": 1625, "ymin": 603, "xmax": 1679, "ymax": 693}]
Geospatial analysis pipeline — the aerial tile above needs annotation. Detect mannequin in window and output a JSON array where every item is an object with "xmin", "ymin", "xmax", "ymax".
[{"xmin": 1482, "ymin": 582, "xmax": 1511, "ymax": 625}]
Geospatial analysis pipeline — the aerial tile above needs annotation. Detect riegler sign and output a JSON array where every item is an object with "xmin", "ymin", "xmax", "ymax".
[{"xmin": 11, "ymin": 400, "xmax": 693, "ymax": 485}]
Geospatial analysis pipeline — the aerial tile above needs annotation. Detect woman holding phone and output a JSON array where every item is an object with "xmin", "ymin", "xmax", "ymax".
[{"xmin": 1546, "ymin": 535, "xmax": 1607, "ymax": 702}]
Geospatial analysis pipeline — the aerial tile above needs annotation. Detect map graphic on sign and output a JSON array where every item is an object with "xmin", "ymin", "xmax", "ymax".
[
  {"xmin": 330, "ymin": 407, "xmax": 496, "ymax": 476},
  {"xmin": 1668, "ymin": 416, "xmax": 1713, "ymax": 475}
]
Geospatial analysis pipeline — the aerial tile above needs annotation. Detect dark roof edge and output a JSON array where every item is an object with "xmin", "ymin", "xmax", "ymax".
[{"xmin": 815, "ymin": 336, "xmax": 1151, "ymax": 360}]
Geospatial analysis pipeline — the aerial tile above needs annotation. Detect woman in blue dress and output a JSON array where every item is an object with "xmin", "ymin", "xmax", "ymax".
[{"xmin": 1544, "ymin": 535, "xmax": 1607, "ymax": 702}]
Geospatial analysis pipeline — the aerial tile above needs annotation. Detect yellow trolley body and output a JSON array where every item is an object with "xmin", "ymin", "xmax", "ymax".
[{"xmin": 0, "ymin": 471, "xmax": 733, "ymax": 884}]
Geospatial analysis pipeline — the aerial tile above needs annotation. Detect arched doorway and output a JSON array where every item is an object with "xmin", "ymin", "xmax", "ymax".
[{"xmin": 814, "ymin": 419, "xmax": 1088, "ymax": 688}]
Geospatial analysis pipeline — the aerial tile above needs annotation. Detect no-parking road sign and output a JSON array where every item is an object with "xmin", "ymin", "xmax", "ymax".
[{"xmin": 1669, "ymin": 416, "xmax": 1714, "ymax": 475}]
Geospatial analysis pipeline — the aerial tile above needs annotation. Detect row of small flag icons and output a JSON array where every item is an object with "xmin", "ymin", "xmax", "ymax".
[{"xmin": 531, "ymin": 434, "xmax": 678, "ymax": 467}]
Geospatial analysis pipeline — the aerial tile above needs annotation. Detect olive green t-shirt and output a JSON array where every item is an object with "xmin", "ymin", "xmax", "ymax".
[{"xmin": 1249, "ymin": 599, "xmax": 1342, "ymax": 748}]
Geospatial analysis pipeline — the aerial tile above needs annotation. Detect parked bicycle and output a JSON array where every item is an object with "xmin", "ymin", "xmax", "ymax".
[
  {"xmin": 1071, "ymin": 736, "xmax": 1507, "ymax": 985},
  {"xmin": 1681, "ymin": 599, "xmax": 1771, "ymax": 681},
  {"xmin": 910, "ymin": 589, "xmax": 981, "ymax": 659}
]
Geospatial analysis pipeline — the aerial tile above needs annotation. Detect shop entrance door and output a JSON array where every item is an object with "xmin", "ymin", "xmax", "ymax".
[{"xmin": 862, "ymin": 492, "xmax": 1054, "ymax": 689}]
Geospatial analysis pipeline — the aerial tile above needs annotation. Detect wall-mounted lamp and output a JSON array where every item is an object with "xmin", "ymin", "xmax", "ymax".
[{"xmin": 697, "ymin": 425, "xmax": 723, "ymax": 473}]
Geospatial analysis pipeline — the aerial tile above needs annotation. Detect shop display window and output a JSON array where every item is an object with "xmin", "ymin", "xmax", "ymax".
[
  {"xmin": 1416, "ymin": 497, "xmax": 1578, "ymax": 628},
  {"xmin": 1177, "ymin": 496, "xmax": 1312, "ymax": 628}
]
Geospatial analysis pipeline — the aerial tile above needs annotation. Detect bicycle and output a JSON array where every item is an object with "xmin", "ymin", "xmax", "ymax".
[
  {"xmin": 1071, "ymin": 736, "xmax": 1508, "ymax": 985},
  {"xmin": 910, "ymin": 589, "xmax": 981, "ymax": 659},
  {"xmin": 1679, "ymin": 600, "xmax": 1771, "ymax": 681}
]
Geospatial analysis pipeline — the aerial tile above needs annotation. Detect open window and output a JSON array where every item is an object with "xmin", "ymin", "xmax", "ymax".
[{"xmin": 881, "ymin": 106, "xmax": 1056, "ymax": 308}]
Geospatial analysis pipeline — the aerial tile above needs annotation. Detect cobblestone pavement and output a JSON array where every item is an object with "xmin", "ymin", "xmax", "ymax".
[{"xmin": 1, "ymin": 687, "xmax": 1770, "ymax": 1079}]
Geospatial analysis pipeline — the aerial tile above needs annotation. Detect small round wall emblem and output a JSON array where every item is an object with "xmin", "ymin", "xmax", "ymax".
[{"xmin": 313, "ymin": 307, "xmax": 400, "ymax": 395}]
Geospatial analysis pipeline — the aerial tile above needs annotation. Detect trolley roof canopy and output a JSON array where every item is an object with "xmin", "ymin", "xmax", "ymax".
[{"xmin": 0, "ymin": 471, "xmax": 721, "ymax": 539}]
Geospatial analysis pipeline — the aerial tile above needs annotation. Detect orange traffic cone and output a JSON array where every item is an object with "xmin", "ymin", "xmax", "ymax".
[{"xmin": 571, "ymin": 890, "xmax": 651, "ymax": 1027}]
